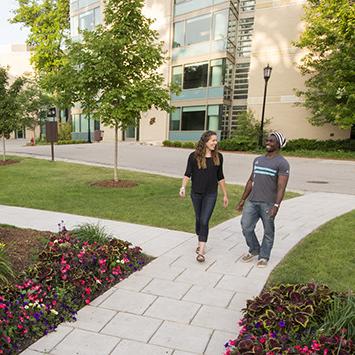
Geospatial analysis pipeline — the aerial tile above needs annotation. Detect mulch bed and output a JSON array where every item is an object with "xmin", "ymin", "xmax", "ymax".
[
  {"xmin": 91, "ymin": 179, "xmax": 138, "ymax": 188},
  {"xmin": 0, "ymin": 160, "xmax": 20, "ymax": 166},
  {"xmin": 0, "ymin": 226, "xmax": 53, "ymax": 275}
]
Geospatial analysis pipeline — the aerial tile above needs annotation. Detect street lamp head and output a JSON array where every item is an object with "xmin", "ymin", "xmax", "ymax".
[{"xmin": 264, "ymin": 64, "xmax": 272, "ymax": 81}]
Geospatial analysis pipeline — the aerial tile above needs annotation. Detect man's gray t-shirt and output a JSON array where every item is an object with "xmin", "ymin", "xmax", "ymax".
[{"xmin": 248, "ymin": 155, "xmax": 290, "ymax": 203}]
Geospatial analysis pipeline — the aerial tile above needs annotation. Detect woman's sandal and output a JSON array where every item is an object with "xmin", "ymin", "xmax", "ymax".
[{"xmin": 196, "ymin": 254, "xmax": 205, "ymax": 263}]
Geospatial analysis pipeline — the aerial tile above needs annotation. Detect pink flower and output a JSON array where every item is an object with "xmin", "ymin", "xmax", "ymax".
[
  {"xmin": 99, "ymin": 259, "xmax": 107, "ymax": 266},
  {"xmin": 85, "ymin": 298, "xmax": 90, "ymax": 305}
]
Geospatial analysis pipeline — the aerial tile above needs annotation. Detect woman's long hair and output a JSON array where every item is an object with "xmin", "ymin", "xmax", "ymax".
[{"xmin": 194, "ymin": 131, "xmax": 220, "ymax": 169}]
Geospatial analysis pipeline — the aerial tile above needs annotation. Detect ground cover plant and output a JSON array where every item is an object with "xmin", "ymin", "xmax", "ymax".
[
  {"xmin": 0, "ymin": 156, "xmax": 299, "ymax": 232},
  {"xmin": 0, "ymin": 223, "xmax": 151, "ymax": 354},
  {"xmin": 224, "ymin": 283, "xmax": 354, "ymax": 355}
]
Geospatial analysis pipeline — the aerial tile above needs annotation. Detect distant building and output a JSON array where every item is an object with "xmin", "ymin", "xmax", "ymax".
[{"xmin": 69, "ymin": 0, "xmax": 350, "ymax": 143}]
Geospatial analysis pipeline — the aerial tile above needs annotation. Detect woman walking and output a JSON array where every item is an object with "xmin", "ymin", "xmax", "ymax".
[{"xmin": 179, "ymin": 131, "xmax": 228, "ymax": 262}]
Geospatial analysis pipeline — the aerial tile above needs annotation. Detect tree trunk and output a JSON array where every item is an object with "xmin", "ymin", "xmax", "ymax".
[
  {"xmin": 2, "ymin": 135, "xmax": 6, "ymax": 162},
  {"xmin": 114, "ymin": 123, "xmax": 118, "ymax": 182}
]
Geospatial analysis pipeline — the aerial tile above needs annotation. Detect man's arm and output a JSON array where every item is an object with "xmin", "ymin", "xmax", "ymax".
[
  {"xmin": 236, "ymin": 173, "xmax": 253, "ymax": 211},
  {"xmin": 268, "ymin": 175, "xmax": 289, "ymax": 218}
]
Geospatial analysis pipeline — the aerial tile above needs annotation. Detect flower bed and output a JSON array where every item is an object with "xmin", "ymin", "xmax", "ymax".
[
  {"xmin": 0, "ymin": 229, "xmax": 150, "ymax": 354},
  {"xmin": 224, "ymin": 283, "xmax": 354, "ymax": 355}
]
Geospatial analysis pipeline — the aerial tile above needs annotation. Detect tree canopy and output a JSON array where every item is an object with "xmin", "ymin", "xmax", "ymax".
[{"xmin": 296, "ymin": 0, "xmax": 355, "ymax": 128}]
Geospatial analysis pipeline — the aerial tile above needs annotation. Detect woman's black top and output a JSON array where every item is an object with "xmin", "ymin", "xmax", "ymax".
[{"xmin": 184, "ymin": 152, "xmax": 225, "ymax": 194}]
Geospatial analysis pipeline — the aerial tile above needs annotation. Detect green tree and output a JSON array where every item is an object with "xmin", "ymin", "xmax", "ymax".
[
  {"xmin": 65, "ymin": 0, "xmax": 173, "ymax": 181},
  {"xmin": 295, "ymin": 0, "xmax": 355, "ymax": 128},
  {"xmin": 0, "ymin": 67, "xmax": 26, "ymax": 161},
  {"xmin": 231, "ymin": 110, "xmax": 270, "ymax": 148},
  {"xmin": 19, "ymin": 76, "xmax": 53, "ymax": 140},
  {"xmin": 12, "ymin": 0, "xmax": 72, "ymax": 114}
]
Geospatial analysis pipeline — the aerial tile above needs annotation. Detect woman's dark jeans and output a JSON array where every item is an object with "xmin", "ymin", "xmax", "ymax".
[{"xmin": 191, "ymin": 192, "xmax": 217, "ymax": 242}]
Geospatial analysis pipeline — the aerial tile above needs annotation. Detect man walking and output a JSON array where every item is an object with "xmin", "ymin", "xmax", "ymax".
[{"xmin": 236, "ymin": 132, "xmax": 290, "ymax": 267}]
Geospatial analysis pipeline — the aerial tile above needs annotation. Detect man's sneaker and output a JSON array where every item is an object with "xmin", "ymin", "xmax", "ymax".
[
  {"xmin": 241, "ymin": 253, "xmax": 256, "ymax": 263},
  {"xmin": 257, "ymin": 259, "xmax": 268, "ymax": 268}
]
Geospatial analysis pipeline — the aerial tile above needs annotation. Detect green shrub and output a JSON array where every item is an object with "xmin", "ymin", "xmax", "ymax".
[
  {"xmin": 72, "ymin": 223, "xmax": 112, "ymax": 245},
  {"xmin": 319, "ymin": 295, "xmax": 355, "ymax": 339},
  {"xmin": 285, "ymin": 138, "xmax": 354, "ymax": 152},
  {"xmin": 0, "ymin": 243, "xmax": 14, "ymax": 284},
  {"xmin": 219, "ymin": 137, "xmax": 259, "ymax": 151},
  {"xmin": 58, "ymin": 122, "xmax": 72, "ymax": 141},
  {"xmin": 172, "ymin": 141, "xmax": 182, "ymax": 147},
  {"xmin": 57, "ymin": 140, "xmax": 87, "ymax": 145},
  {"xmin": 162, "ymin": 140, "xmax": 172, "ymax": 147},
  {"xmin": 182, "ymin": 141, "xmax": 195, "ymax": 149}
]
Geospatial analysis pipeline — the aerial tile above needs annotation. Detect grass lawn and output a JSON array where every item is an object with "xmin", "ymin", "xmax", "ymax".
[
  {"xmin": 268, "ymin": 210, "xmax": 355, "ymax": 292},
  {"xmin": 0, "ymin": 156, "xmax": 299, "ymax": 232}
]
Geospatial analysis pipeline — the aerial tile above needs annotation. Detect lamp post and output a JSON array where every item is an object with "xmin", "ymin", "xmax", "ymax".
[
  {"xmin": 87, "ymin": 114, "xmax": 91, "ymax": 143},
  {"xmin": 259, "ymin": 64, "xmax": 272, "ymax": 148}
]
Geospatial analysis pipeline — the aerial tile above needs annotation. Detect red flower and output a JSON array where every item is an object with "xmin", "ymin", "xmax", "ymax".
[{"xmin": 85, "ymin": 299, "xmax": 90, "ymax": 305}]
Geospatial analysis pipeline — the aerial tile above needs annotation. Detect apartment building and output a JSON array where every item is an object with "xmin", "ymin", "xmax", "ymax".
[{"xmin": 69, "ymin": 0, "xmax": 350, "ymax": 143}]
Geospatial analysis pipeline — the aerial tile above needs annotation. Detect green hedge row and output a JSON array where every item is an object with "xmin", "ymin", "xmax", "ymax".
[
  {"xmin": 220, "ymin": 138, "xmax": 354, "ymax": 152},
  {"xmin": 162, "ymin": 140, "xmax": 195, "ymax": 149},
  {"xmin": 163, "ymin": 138, "xmax": 354, "ymax": 152}
]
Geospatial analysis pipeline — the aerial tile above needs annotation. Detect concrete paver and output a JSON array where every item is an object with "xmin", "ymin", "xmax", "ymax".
[{"xmin": 0, "ymin": 191, "xmax": 353, "ymax": 355}]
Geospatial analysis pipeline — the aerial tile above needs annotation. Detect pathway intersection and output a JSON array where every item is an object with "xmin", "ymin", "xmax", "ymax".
[{"xmin": 0, "ymin": 192, "xmax": 354, "ymax": 354}]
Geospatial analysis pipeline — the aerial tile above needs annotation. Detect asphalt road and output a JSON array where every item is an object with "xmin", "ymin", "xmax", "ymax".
[{"xmin": 6, "ymin": 140, "xmax": 355, "ymax": 195}]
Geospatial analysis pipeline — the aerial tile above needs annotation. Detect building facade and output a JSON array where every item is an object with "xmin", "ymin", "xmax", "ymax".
[{"xmin": 69, "ymin": 0, "xmax": 350, "ymax": 143}]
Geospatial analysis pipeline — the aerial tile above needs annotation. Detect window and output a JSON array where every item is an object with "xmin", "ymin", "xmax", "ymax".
[
  {"xmin": 70, "ymin": 15, "xmax": 79, "ymax": 37},
  {"xmin": 234, "ymin": 63, "xmax": 250, "ymax": 99},
  {"xmin": 237, "ymin": 17, "xmax": 254, "ymax": 57},
  {"xmin": 213, "ymin": 10, "xmax": 228, "ymax": 40},
  {"xmin": 173, "ymin": 21, "xmax": 184, "ymax": 48},
  {"xmin": 172, "ymin": 66, "xmax": 183, "ymax": 87},
  {"xmin": 240, "ymin": 0, "xmax": 255, "ymax": 12},
  {"xmin": 207, "ymin": 105, "xmax": 220, "ymax": 131},
  {"xmin": 183, "ymin": 62, "xmax": 208, "ymax": 89},
  {"xmin": 186, "ymin": 15, "xmax": 211, "ymax": 45},
  {"xmin": 210, "ymin": 59, "xmax": 225, "ymax": 87},
  {"xmin": 79, "ymin": 7, "xmax": 100, "ymax": 31},
  {"xmin": 182, "ymin": 106, "xmax": 206, "ymax": 130},
  {"xmin": 170, "ymin": 108, "xmax": 181, "ymax": 131}
]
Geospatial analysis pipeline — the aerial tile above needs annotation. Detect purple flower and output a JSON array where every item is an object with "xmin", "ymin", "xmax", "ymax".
[
  {"xmin": 33, "ymin": 313, "xmax": 41, "ymax": 321},
  {"xmin": 279, "ymin": 320, "xmax": 286, "ymax": 328},
  {"xmin": 255, "ymin": 322, "xmax": 261, "ymax": 328}
]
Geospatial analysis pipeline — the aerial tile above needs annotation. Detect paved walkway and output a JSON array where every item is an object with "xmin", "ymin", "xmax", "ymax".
[
  {"xmin": 7, "ymin": 140, "xmax": 355, "ymax": 194},
  {"xmin": 0, "ymin": 192, "xmax": 354, "ymax": 355}
]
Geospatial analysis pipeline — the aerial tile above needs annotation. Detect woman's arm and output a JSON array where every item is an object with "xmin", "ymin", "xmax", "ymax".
[
  {"xmin": 218, "ymin": 179, "xmax": 228, "ymax": 208},
  {"xmin": 179, "ymin": 176, "xmax": 190, "ymax": 198}
]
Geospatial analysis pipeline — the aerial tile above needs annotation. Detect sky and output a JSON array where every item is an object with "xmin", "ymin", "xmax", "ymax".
[{"xmin": 0, "ymin": 0, "xmax": 29, "ymax": 46}]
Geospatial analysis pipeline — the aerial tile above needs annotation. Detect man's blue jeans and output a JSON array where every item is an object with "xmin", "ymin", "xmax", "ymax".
[{"xmin": 241, "ymin": 200, "xmax": 275, "ymax": 260}]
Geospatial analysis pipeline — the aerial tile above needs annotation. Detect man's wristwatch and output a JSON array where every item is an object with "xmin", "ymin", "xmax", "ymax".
[{"xmin": 274, "ymin": 203, "xmax": 279, "ymax": 208}]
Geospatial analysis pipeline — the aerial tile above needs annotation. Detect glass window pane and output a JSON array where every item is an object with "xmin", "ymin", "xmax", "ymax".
[
  {"xmin": 80, "ymin": 10, "xmax": 95, "ymax": 31},
  {"xmin": 81, "ymin": 114, "xmax": 88, "ymax": 132},
  {"xmin": 170, "ymin": 108, "xmax": 181, "ymax": 131},
  {"xmin": 183, "ymin": 62, "xmax": 208, "ymax": 89},
  {"xmin": 94, "ymin": 7, "xmax": 101, "ymax": 26},
  {"xmin": 213, "ymin": 10, "xmax": 228, "ymax": 40},
  {"xmin": 172, "ymin": 66, "xmax": 183, "ymax": 87},
  {"xmin": 186, "ymin": 15, "xmax": 211, "ymax": 45},
  {"xmin": 182, "ymin": 108, "xmax": 206, "ymax": 131},
  {"xmin": 210, "ymin": 59, "xmax": 224, "ymax": 87},
  {"xmin": 173, "ymin": 21, "xmax": 184, "ymax": 48},
  {"xmin": 70, "ymin": 15, "xmax": 79, "ymax": 37}
]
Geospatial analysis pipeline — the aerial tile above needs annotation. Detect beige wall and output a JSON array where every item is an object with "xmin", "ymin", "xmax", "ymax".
[{"xmin": 247, "ymin": 0, "xmax": 350, "ymax": 140}]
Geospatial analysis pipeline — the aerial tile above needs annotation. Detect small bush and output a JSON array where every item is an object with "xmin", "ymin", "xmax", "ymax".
[
  {"xmin": 162, "ymin": 140, "xmax": 172, "ymax": 147},
  {"xmin": 182, "ymin": 141, "xmax": 195, "ymax": 149},
  {"xmin": 58, "ymin": 123, "xmax": 72, "ymax": 141},
  {"xmin": 72, "ymin": 223, "xmax": 111, "ymax": 245},
  {"xmin": 172, "ymin": 141, "xmax": 182, "ymax": 147}
]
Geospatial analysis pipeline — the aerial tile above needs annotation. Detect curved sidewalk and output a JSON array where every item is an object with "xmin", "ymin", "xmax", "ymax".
[{"xmin": 0, "ymin": 192, "xmax": 354, "ymax": 355}]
